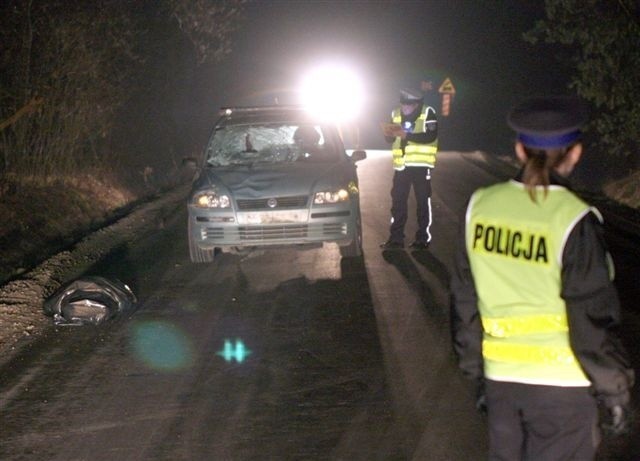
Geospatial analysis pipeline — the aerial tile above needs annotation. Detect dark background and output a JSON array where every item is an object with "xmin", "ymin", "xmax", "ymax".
[{"xmin": 180, "ymin": 1, "xmax": 569, "ymax": 156}]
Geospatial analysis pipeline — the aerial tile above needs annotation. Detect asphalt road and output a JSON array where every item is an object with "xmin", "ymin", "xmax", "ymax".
[{"xmin": 0, "ymin": 151, "xmax": 638, "ymax": 460}]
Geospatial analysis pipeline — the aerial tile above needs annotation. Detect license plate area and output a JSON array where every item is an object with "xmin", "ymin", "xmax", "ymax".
[{"xmin": 237, "ymin": 210, "xmax": 308, "ymax": 225}]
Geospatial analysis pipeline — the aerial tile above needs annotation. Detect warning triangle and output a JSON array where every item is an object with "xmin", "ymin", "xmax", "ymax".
[{"xmin": 438, "ymin": 78, "xmax": 456, "ymax": 94}]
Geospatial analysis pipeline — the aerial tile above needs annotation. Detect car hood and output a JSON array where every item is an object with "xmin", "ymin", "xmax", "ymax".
[{"xmin": 194, "ymin": 162, "xmax": 354, "ymax": 198}]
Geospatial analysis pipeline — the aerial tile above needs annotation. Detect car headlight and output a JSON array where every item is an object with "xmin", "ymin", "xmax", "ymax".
[
  {"xmin": 314, "ymin": 189, "xmax": 349, "ymax": 204},
  {"xmin": 192, "ymin": 191, "xmax": 231, "ymax": 208}
]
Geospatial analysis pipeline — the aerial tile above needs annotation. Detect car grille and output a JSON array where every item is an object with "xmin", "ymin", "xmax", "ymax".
[
  {"xmin": 203, "ymin": 227, "xmax": 225, "ymax": 239},
  {"xmin": 236, "ymin": 196, "xmax": 308, "ymax": 210},
  {"xmin": 200, "ymin": 223, "xmax": 346, "ymax": 242},
  {"xmin": 322, "ymin": 223, "xmax": 346, "ymax": 236},
  {"xmin": 239, "ymin": 225, "xmax": 308, "ymax": 240}
]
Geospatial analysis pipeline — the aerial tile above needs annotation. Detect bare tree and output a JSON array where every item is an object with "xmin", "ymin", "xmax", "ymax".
[
  {"xmin": 168, "ymin": 0, "xmax": 246, "ymax": 64},
  {"xmin": 0, "ymin": 1, "xmax": 141, "ymax": 176},
  {"xmin": 0, "ymin": 0, "xmax": 246, "ymax": 180}
]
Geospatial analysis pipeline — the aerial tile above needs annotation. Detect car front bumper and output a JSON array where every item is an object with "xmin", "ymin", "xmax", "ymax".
[{"xmin": 188, "ymin": 204, "xmax": 358, "ymax": 250}]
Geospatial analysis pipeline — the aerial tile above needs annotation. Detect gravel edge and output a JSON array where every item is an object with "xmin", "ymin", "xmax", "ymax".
[{"xmin": 0, "ymin": 185, "xmax": 190, "ymax": 368}]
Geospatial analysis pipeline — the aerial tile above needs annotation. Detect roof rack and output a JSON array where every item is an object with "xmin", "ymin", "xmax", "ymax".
[{"xmin": 218, "ymin": 105, "xmax": 305, "ymax": 116}]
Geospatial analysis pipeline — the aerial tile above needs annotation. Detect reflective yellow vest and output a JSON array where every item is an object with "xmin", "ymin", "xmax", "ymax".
[
  {"xmin": 466, "ymin": 180, "xmax": 599, "ymax": 387},
  {"xmin": 391, "ymin": 105, "xmax": 438, "ymax": 170}
]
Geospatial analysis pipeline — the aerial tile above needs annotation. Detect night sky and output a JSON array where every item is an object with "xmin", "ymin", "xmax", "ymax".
[{"xmin": 193, "ymin": 1, "xmax": 570, "ymax": 155}]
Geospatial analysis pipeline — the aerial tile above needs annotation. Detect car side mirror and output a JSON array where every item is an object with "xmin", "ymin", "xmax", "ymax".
[{"xmin": 350, "ymin": 150, "xmax": 367, "ymax": 162}]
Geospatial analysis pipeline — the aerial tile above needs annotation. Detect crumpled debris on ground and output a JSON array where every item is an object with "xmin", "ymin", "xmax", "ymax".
[{"xmin": 43, "ymin": 276, "xmax": 137, "ymax": 326}]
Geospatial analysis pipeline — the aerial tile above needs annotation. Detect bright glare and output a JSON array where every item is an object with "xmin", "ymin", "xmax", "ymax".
[{"xmin": 299, "ymin": 64, "xmax": 364, "ymax": 122}]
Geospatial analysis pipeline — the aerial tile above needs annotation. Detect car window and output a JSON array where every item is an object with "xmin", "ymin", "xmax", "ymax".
[{"xmin": 205, "ymin": 123, "xmax": 342, "ymax": 167}]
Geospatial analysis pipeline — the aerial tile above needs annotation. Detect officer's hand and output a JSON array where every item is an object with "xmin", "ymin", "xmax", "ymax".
[
  {"xmin": 476, "ymin": 393, "xmax": 488, "ymax": 416},
  {"xmin": 389, "ymin": 125, "xmax": 405, "ymax": 138},
  {"xmin": 601, "ymin": 404, "xmax": 632, "ymax": 437},
  {"xmin": 475, "ymin": 379, "xmax": 487, "ymax": 416},
  {"xmin": 380, "ymin": 123, "xmax": 395, "ymax": 137}
]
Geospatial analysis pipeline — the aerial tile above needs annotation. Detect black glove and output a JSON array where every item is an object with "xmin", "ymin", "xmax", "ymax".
[
  {"xmin": 475, "ymin": 379, "xmax": 487, "ymax": 416},
  {"xmin": 601, "ymin": 404, "xmax": 632, "ymax": 437}
]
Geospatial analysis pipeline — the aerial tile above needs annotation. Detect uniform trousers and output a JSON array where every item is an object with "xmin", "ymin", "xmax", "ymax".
[
  {"xmin": 389, "ymin": 166, "xmax": 433, "ymax": 243},
  {"xmin": 486, "ymin": 379, "xmax": 600, "ymax": 460}
]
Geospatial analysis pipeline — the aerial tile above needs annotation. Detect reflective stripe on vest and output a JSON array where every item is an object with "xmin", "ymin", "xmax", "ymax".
[
  {"xmin": 466, "ymin": 181, "xmax": 595, "ymax": 386},
  {"xmin": 482, "ymin": 314, "xmax": 568, "ymax": 337},
  {"xmin": 483, "ymin": 340, "xmax": 578, "ymax": 365},
  {"xmin": 391, "ymin": 106, "xmax": 438, "ymax": 170}
]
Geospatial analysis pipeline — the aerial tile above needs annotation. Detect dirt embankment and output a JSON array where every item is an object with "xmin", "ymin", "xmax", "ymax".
[{"xmin": 0, "ymin": 172, "xmax": 191, "ymax": 365}]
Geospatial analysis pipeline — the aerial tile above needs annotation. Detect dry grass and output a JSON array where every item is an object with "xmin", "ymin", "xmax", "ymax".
[{"xmin": 0, "ymin": 173, "xmax": 138, "ymax": 283}]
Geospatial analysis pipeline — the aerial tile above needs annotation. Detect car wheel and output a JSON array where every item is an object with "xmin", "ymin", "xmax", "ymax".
[
  {"xmin": 188, "ymin": 220, "xmax": 216, "ymax": 263},
  {"xmin": 340, "ymin": 211, "xmax": 363, "ymax": 258}
]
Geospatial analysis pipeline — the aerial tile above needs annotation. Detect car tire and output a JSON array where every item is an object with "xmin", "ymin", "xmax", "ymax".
[
  {"xmin": 340, "ymin": 210, "xmax": 363, "ymax": 259},
  {"xmin": 188, "ymin": 220, "xmax": 216, "ymax": 263},
  {"xmin": 340, "ymin": 252, "xmax": 365, "ymax": 279}
]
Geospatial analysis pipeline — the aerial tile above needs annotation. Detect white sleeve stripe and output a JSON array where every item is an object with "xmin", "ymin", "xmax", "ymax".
[{"xmin": 464, "ymin": 193, "xmax": 478, "ymax": 251}]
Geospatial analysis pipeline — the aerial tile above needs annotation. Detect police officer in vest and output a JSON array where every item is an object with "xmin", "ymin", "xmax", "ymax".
[
  {"xmin": 380, "ymin": 88, "xmax": 438, "ymax": 249},
  {"xmin": 451, "ymin": 96, "xmax": 634, "ymax": 460}
]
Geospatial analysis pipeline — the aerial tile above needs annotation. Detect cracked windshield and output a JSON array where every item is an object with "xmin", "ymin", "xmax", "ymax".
[{"xmin": 205, "ymin": 124, "xmax": 339, "ymax": 166}]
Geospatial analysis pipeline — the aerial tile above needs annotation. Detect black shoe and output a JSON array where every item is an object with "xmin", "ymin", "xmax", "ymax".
[
  {"xmin": 380, "ymin": 239, "xmax": 404, "ymax": 249},
  {"xmin": 409, "ymin": 240, "xmax": 430, "ymax": 250}
]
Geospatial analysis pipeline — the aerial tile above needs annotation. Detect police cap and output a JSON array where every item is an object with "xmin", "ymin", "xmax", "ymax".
[
  {"xmin": 507, "ymin": 96, "xmax": 588, "ymax": 149},
  {"xmin": 400, "ymin": 88, "xmax": 424, "ymax": 104}
]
